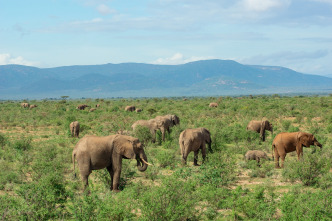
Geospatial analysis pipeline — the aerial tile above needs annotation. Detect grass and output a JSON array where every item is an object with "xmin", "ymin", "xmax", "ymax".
[{"xmin": 0, "ymin": 95, "xmax": 331, "ymax": 220}]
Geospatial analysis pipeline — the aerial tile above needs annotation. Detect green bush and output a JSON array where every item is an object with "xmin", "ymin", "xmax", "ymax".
[
  {"xmin": 139, "ymin": 175, "xmax": 200, "ymax": 221},
  {"xmin": 11, "ymin": 136, "xmax": 32, "ymax": 151},
  {"xmin": 134, "ymin": 125, "xmax": 154, "ymax": 144},
  {"xmin": 280, "ymin": 188, "xmax": 331, "ymax": 220},
  {"xmin": 282, "ymin": 151, "xmax": 330, "ymax": 186},
  {"xmin": 198, "ymin": 149, "xmax": 237, "ymax": 187},
  {"xmin": 0, "ymin": 133, "xmax": 6, "ymax": 147}
]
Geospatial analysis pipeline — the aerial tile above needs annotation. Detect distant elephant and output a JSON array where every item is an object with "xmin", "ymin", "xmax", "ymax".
[
  {"xmin": 209, "ymin": 102, "xmax": 218, "ymax": 108},
  {"xmin": 164, "ymin": 114, "xmax": 180, "ymax": 126},
  {"xmin": 245, "ymin": 150, "xmax": 269, "ymax": 164},
  {"xmin": 21, "ymin": 103, "xmax": 30, "ymax": 108},
  {"xmin": 72, "ymin": 135, "xmax": 150, "ymax": 192},
  {"xmin": 125, "ymin": 105, "xmax": 136, "ymax": 112},
  {"xmin": 96, "ymin": 104, "xmax": 100, "ymax": 108},
  {"xmin": 246, "ymin": 120, "xmax": 273, "ymax": 141},
  {"xmin": 135, "ymin": 108, "xmax": 142, "ymax": 113},
  {"xmin": 29, "ymin": 104, "xmax": 37, "ymax": 109},
  {"xmin": 179, "ymin": 127, "xmax": 212, "ymax": 166},
  {"xmin": 132, "ymin": 119, "xmax": 161, "ymax": 143},
  {"xmin": 70, "ymin": 121, "xmax": 80, "ymax": 137},
  {"xmin": 272, "ymin": 132, "xmax": 322, "ymax": 168},
  {"xmin": 76, "ymin": 104, "xmax": 89, "ymax": 110},
  {"xmin": 89, "ymin": 108, "xmax": 96, "ymax": 112}
]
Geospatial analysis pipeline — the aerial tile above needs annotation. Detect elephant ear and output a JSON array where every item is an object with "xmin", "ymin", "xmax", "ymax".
[
  {"xmin": 114, "ymin": 136, "xmax": 136, "ymax": 159},
  {"xmin": 297, "ymin": 132, "xmax": 312, "ymax": 147}
]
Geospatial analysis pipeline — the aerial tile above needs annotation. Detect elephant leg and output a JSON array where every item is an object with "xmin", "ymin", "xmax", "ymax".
[
  {"xmin": 160, "ymin": 128, "xmax": 166, "ymax": 141},
  {"xmin": 194, "ymin": 150, "xmax": 200, "ymax": 166},
  {"xmin": 182, "ymin": 147, "xmax": 190, "ymax": 165},
  {"xmin": 280, "ymin": 154, "xmax": 286, "ymax": 168},
  {"xmin": 274, "ymin": 150, "xmax": 281, "ymax": 169},
  {"xmin": 111, "ymin": 154, "xmax": 122, "ymax": 192},
  {"xmin": 201, "ymin": 146, "xmax": 207, "ymax": 164},
  {"xmin": 77, "ymin": 159, "xmax": 91, "ymax": 191},
  {"xmin": 106, "ymin": 166, "xmax": 114, "ymax": 191},
  {"xmin": 296, "ymin": 146, "xmax": 303, "ymax": 160}
]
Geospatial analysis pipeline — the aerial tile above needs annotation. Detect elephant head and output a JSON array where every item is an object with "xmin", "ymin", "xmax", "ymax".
[
  {"xmin": 297, "ymin": 132, "xmax": 322, "ymax": 149},
  {"xmin": 113, "ymin": 135, "xmax": 150, "ymax": 172},
  {"xmin": 200, "ymin": 128, "xmax": 212, "ymax": 152}
]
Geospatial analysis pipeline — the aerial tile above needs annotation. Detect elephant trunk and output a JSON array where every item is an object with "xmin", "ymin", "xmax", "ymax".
[
  {"xmin": 316, "ymin": 142, "xmax": 322, "ymax": 149},
  {"xmin": 136, "ymin": 153, "xmax": 149, "ymax": 172}
]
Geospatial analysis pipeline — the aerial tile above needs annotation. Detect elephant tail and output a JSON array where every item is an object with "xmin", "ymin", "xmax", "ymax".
[{"xmin": 72, "ymin": 150, "xmax": 77, "ymax": 178}]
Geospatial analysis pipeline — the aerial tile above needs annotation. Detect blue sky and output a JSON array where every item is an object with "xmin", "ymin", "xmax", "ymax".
[{"xmin": 1, "ymin": 0, "xmax": 332, "ymax": 76}]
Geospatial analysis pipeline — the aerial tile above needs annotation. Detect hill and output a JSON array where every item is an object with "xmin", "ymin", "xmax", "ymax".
[{"xmin": 1, "ymin": 59, "xmax": 331, "ymax": 99}]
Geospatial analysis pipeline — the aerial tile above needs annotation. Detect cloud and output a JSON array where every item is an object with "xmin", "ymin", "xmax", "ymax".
[
  {"xmin": 240, "ymin": 0, "xmax": 290, "ymax": 12},
  {"xmin": 152, "ymin": 53, "xmax": 215, "ymax": 65},
  {"xmin": 0, "ymin": 54, "xmax": 35, "ymax": 66},
  {"xmin": 96, "ymin": 4, "xmax": 115, "ymax": 15}
]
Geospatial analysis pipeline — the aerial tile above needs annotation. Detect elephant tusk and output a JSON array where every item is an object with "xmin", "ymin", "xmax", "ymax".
[{"xmin": 141, "ymin": 158, "xmax": 153, "ymax": 166}]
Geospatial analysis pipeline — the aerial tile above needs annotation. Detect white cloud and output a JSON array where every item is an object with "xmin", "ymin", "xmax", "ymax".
[
  {"xmin": 152, "ymin": 53, "xmax": 215, "ymax": 65},
  {"xmin": 0, "ymin": 54, "xmax": 35, "ymax": 66},
  {"xmin": 240, "ymin": 0, "xmax": 290, "ymax": 12},
  {"xmin": 96, "ymin": 4, "xmax": 115, "ymax": 15}
]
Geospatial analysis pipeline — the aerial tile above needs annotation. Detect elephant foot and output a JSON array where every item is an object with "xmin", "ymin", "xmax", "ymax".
[
  {"xmin": 194, "ymin": 163, "xmax": 200, "ymax": 166},
  {"xmin": 112, "ymin": 189, "xmax": 121, "ymax": 193}
]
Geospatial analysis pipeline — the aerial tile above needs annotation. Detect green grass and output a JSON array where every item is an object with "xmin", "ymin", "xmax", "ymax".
[{"xmin": 0, "ymin": 96, "xmax": 331, "ymax": 220}]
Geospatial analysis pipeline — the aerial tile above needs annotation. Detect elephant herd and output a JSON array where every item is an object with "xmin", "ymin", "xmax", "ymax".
[
  {"xmin": 20, "ymin": 102, "xmax": 37, "ymax": 109},
  {"xmin": 71, "ymin": 112, "xmax": 322, "ymax": 192}
]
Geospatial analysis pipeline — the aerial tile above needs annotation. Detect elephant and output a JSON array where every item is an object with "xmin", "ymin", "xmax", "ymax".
[
  {"xmin": 70, "ymin": 121, "xmax": 80, "ymax": 137},
  {"xmin": 76, "ymin": 104, "xmax": 89, "ymax": 110},
  {"xmin": 245, "ymin": 150, "xmax": 269, "ymax": 164},
  {"xmin": 209, "ymin": 102, "xmax": 218, "ymax": 108},
  {"xmin": 135, "ymin": 108, "xmax": 142, "ymax": 113},
  {"xmin": 72, "ymin": 134, "xmax": 150, "ymax": 192},
  {"xmin": 132, "ymin": 119, "xmax": 162, "ymax": 143},
  {"xmin": 89, "ymin": 108, "xmax": 96, "ymax": 112},
  {"xmin": 179, "ymin": 127, "xmax": 212, "ymax": 166},
  {"xmin": 29, "ymin": 104, "xmax": 37, "ymax": 109},
  {"xmin": 164, "ymin": 114, "xmax": 180, "ymax": 126},
  {"xmin": 125, "ymin": 105, "xmax": 136, "ymax": 112},
  {"xmin": 272, "ymin": 132, "xmax": 322, "ymax": 168},
  {"xmin": 246, "ymin": 120, "xmax": 273, "ymax": 141},
  {"xmin": 96, "ymin": 104, "xmax": 100, "ymax": 108},
  {"xmin": 154, "ymin": 115, "xmax": 180, "ymax": 141},
  {"xmin": 21, "ymin": 102, "xmax": 30, "ymax": 108}
]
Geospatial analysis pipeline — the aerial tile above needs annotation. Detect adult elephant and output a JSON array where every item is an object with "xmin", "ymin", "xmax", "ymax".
[
  {"xmin": 246, "ymin": 120, "xmax": 273, "ymax": 141},
  {"xmin": 209, "ymin": 102, "xmax": 218, "ymax": 108},
  {"xmin": 76, "ymin": 104, "xmax": 89, "ymax": 110},
  {"xmin": 72, "ymin": 135, "xmax": 150, "ymax": 192},
  {"xmin": 132, "ymin": 119, "xmax": 162, "ymax": 143},
  {"xmin": 21, "ymin": 102, "xmax": 30, "ymax": 108},
  {"xmin": 179, "ymin": 127, "xmax": 212, "ymax": 166},
  {"xmin": 272, "ymin": 132, "xmax": 322, "ymax": 168},
  {"xmin": 29, "ymin": 104, "xmax": 37, "ymax": 109},
  {"xmin": 125, "ymin": 105, "xmax": 136, "ymax": 112},
  {"xmin": 70, "ymin": 121, "xmax": 80, "ymax": 137}
]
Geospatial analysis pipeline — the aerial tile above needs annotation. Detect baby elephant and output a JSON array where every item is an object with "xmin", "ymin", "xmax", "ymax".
[
  {"xmin": 245, "ymin": 150, "xmax": 269, "ymax": 164},
  {"xmin": 70, "ymin": 121, "xmax": 80, "ymax": 137}
]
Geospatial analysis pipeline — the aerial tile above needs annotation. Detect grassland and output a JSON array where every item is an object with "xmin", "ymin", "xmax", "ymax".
[{"xmin": 0, "ymin": 95, "xmax": 331, "ymax": 220}]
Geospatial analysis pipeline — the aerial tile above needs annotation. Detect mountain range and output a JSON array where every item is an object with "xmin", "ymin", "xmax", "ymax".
[{"xmin": 0, "ymin": 59, "xmax": 331, "ymax": 99}]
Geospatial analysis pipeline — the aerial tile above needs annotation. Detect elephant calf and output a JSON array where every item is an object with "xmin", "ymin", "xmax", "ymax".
[
  {"xmin": 179, "ymin": 127, "xmax": 212, "ymax": 166},
  {"xmin": 209, "ymin": 102, "xmax": 218, "ymax": 108},
  {"xmin": 70, "ymin": 121, "xmax": 80, "ymax": 137},
  {"xmin": 125, "ymin": 105, "xmax": 136, "ymax": 112},
  {"xmin": 245, "ymin": 150, "xmax": 269, "ymax": 164}
]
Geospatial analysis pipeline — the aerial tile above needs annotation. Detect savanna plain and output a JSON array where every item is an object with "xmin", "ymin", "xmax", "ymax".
[{"xmin": 0, "ymin": 95, "xmax": 331, "ymax": 220}]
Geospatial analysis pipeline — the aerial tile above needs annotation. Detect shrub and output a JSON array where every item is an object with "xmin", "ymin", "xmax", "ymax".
[
  {"xmin": 134, "ymin": 125, "xmax": 153, "ymax": 144},
  {"xmin": 247, "ymin": 160, "xmax": 275, "ymax": 178},
  {"xmin": 198, "ymin": 149, "xmax": 237, "ymax": 187},
  {"xmin": 282, "ymin": 151, "xmax": 330, "ymax": 186},
  {"xmin": 11, "ymin": 136, "xmax": 32, "ymax": 152},
  {"xmin": 280, "ymin": 188, "xmax": 331, "ymax": 220},
  {"xmin": 139, "ymin": 175, "xmax": 200, "ymax": 221},
  {"xmin": 0, "ymin": 133, "xmax": 6, "ymax": 147}
]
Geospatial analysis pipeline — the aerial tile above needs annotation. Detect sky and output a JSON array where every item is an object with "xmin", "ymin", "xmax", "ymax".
[{"xmin": 1, "ymin": 0, "xmax": 332, "ymax": 76}]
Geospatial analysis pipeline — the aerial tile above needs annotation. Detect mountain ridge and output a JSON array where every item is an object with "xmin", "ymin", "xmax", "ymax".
[{"xmin": 0, "ymin": 59, "xmax": 331, "ymax": 99}]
